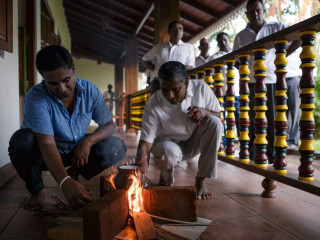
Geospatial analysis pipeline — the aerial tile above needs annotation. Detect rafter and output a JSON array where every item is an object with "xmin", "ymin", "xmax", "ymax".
[{"xmin": 181, "ymin": 0, "xmax": 219, "ymax": 19}]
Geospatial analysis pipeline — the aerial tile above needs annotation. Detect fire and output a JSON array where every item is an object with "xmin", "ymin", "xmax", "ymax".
[
  {"xmin": 105, "ymin": 174, "xmax": 116, "ymax": 190},
  {"xmin": 128, "ymin": 174, "xmax": 143, "ymax": 213}
]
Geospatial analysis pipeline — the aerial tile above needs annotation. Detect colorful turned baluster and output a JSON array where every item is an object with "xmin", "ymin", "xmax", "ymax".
[
  {"xmin": 214, "ymin": 64, "xmax": 226, "ymax": 156},
  {"xmin": 204, "ymin": 68, "xmax": 214, "ymax": 89},
  {"xmin": 188, "ymin": 73, "xmax": 197, "ymax": 80},
  {"xmin": 225, "ymin": 60, "xmax": 236, "ymax": 159},
  {"xmin": 253, "ymin": 48, "xmax": 268, "ymax": 168},
  {"xmin": 298, "ymin": 30, "xmax": 316, "ymax": 182},
  {"xmin": 197, "ymin": 70, "xmax": 205, "ymax": 81},
  {"xmin": 238, "ymin": 55, "xmax": 251, "ymax": 163},
  {"xmin": 273, "ymin": 40, "xmax": 288, "ymax": 174}
]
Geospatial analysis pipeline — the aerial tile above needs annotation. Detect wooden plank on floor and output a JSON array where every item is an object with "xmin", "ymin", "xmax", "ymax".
[{"xmin": 47, "ymin": 225, "xmax": 83, "ymax": 240}]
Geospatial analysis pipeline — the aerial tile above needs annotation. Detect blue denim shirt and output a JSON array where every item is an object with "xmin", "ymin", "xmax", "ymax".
[{"xmin": 21, "ymin": 78, "xmax": 111, "ymax": 154}]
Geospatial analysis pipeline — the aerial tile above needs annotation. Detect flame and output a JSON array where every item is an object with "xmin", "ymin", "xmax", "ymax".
[
  {"xmin": 128, "ymin": 174, "xmax": 143, "ymax": 213},
  {"xmin": 105, "ymin": 174, "xmax": 116, "ymax": 190}
]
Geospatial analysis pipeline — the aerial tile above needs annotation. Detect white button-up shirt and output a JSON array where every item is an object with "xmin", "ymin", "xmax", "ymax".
[
  {"xmin": 233, "ymin": 21, "xmax": 301, "ymax": 83},
  {"xmin": 140, "ymin": 80, "xmax": 221, "ymax": 143},
  {"xmin": 195, "ymin": 55, "xmax": 213, "ymax": 67},
  {"xmin": 142, "ymin": 40, "xmax": 195, "ymax": 77}
]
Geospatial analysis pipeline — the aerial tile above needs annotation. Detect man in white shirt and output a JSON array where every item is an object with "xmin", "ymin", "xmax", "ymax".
[
  {"xmin": 136, "ymin": 61, "xmax": 223, "ymax": 200},
  {"xmin": 142, "ymin": 20, "xmax": 195, "ymax": 94},
  {"xmin": 195, "ymin": 38, "xmax": 212, "ymax": 67},
  {"xmin": 233, "ymin": 0, "xmax": 301, "ymax": 161},
  {"xmin": 212, "ymin": 32, "xmax": 240, "ymax": 140}
]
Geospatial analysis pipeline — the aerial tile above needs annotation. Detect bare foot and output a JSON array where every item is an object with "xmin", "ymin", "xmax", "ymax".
[
  {"xmin": 24, "ymin": 189, "xmax": 46, "ymax": 211},
  {"xmin": 67, "ymin": 167, "xmax": 80, "ymax": 181},
  {"xmin": 195, "ymin": 177, "xmax": 212, "ymax": 200}
]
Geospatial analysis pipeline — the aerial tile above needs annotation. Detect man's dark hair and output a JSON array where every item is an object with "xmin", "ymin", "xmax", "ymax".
[
  {"xmin": 216, "ymin": 32, "xmax": 229, "ymax": 41},
  {"xmin": 199, "ymin": 38, "xmax": 207, "ymax": 45},
  {"xmin": 168, "ymin": 20, "xmax": 183, "ymax": 32},
  {"xmin": 36, "ymin": 45, "xmax": 73, "ymax": 75},
  {"xmin": 158, "ymin": 61, "xmax": 188, "ymax": 84},
  {"xmin": 246, "ymin": 0, "xmax": 264, "ymax": 10}
]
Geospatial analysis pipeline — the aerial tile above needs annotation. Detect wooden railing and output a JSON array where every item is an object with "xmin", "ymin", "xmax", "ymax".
[{"xmin": 125, "ymin": 14, "xmax": 320, "ymax": 197}]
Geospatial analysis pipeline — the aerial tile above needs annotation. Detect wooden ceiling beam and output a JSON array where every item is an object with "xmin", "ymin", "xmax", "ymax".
[
  {"xmin": 180, "ymin": 11, "xmax": 207, "ymax": 29},
  {"xmin": 65, "ymin": 8, "xmax": 133, "ymax": 34},
  {"xmin": 69, "ymin": 0, "xmax": 139, "ymax": 27},
  {"xmin": 221, "ymin": 0, "xmax": 237, "ymax": 8},
  {"xmin": 137, "ymin": 38, "xmax": 153, "ymax": 48},
  {"xmin": 72, "ymin": 47, "xmax": 116, "ymax": 65},
  {"xmin": 67, "ymin": 19, "xmax": 130, "ymax": 42},
  {"xmin": 69, "ymin": 28, "xmax": 124, "ymax": 49},
  {"xmin": 181, "ymin": 0, "xmax": 219, "ymax": 19},
  {"xmin": 72, "ymin": 38, "xmax": 122, "ymax": 56}
]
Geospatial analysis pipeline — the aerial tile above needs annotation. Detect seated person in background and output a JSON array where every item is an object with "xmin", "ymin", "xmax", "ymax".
[
  {"xmin": 135, "ymin": 61, "xmax": 223, "ymax": 200},
  {"xmin": 195, "ymin": 38, "xmax": 212, "ymax": 67},
  {"xmin": 8, "ymin": 45, "xmax": 127, "ymax": 210}
]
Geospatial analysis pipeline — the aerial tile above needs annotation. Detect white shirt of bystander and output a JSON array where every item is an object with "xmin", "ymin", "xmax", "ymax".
[
  {"xmin": 233, "ymin": 21, "xmax": 301, "ymax": 83},
  {"xmin": 142, "ymin": 40, "xmax": 195, "ymax": 77},
  {"xmin": 140, "ymin": 80, "xmax": 221, "ymax": 143}
]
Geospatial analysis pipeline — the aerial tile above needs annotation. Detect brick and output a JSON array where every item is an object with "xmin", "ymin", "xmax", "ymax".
[
  {"xmin": 142, "ymin": 186, "xmax": 197, "ymax": 222},
  {"xmin": 83, "ymin": 189, "xmax": 128, "ymax": 240}
]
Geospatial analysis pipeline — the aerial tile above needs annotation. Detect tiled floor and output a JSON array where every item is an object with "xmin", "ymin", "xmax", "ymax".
[{"xmin": 1, "ymin": 130, "xmax": 320, "ymax": 240}]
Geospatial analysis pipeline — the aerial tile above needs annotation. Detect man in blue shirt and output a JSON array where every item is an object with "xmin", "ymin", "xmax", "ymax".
[{"xmin": 8, "ymin": 45, "xmax": 126, "ymax": 210}]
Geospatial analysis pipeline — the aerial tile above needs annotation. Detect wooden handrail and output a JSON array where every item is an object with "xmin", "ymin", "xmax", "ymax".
[{"xmin": 189, "ymin": 14, "xmax": 320, "ymax": 73}]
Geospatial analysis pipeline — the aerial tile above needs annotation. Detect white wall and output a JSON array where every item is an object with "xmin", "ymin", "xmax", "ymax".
[
  {"xmin": 73, "ymin": 58, "xmax": 115, "ymax": 94},
  {"xmin": 0, "ymin": 0, "xmax": 19, "ymax": 168}
]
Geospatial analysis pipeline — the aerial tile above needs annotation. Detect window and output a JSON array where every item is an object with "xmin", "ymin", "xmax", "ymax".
[{"xmin": 0, "ymin": 0, "xmax": 13, "ymax": 52}]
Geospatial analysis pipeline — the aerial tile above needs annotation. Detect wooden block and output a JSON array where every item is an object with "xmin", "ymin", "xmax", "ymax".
[
  {"xmin": 142, "ymin": 186, "xmax": 197, "ymax": 222},
  {"xmin": 83, "ymin": 190, "xmax": 129, "ymax": 240},
  {"xmin": 47, "ymin": 226, "xmax": 83, "ymax": 240},
  {"xmin": 132, "ymin": 211, "xmax": 157, "ymax": 240}
]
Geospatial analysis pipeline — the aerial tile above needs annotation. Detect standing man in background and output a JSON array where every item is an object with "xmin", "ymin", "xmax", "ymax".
[
  {"xmin": 195, "ymin": 38, "xmax": 212, "ymax": 67},
  {"xmin": 142, "ymin": 20, "xmax": 195, "ymax": 94},
  {"xmin": 211, "ymin": 32, "xmax": 240, "ymax": 139},
  {"xmin": 103, "ymin": 84, "xmax": 115, "ymax": 115},
  {"xmin": 233, "ymin": 0, "xmax": 301, "ymax": 162}
]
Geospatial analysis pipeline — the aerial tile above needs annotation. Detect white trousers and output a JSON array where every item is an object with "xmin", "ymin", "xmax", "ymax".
[{"xmin": 151, "ymin": 116, "xmax": 223, "ymax": 185}]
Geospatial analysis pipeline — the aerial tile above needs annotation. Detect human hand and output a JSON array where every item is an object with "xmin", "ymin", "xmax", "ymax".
[
  {"xmin": 72, "ymin": 138, "xmax": 92, "ymax": 167},
  {"xmin": 187, "ymin": 106, "xmax": 207, "ymax": 125},
  {"xmin": 61, "ymin": 178, "xmax": 93, "ymax": 209}
]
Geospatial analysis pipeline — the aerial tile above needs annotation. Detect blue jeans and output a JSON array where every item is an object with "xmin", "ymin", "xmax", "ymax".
[{"xmin": 8, "ymin": 128, "xmax": 127, "ymax": 194}]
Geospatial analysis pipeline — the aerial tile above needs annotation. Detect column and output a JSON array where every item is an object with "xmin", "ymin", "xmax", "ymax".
[
  {"xmin": 273, "ymin": 40, "xmax": 288, "ymax": 174},
  {"xmin": 204, "ymin": 68, "xmax": 214, "ymax": 89},
  {"xmin": 214, "ymin": 64, "xmax": 226, "ymax": 156},
  {"xmin": 253, "ymin": 48, "xmax": 268, "ymax": 168},
  {"xmin": 154, "ymin": 0, "xmax": 180, "ymax": 44},
  {"xmin": 125, "ymin": 37, "xmax": 138, "ymax": 94},
  {"xmin": 225, "ymin": 60, "xmax": 236, "ymax": 159},
  {"xmin": 298, "ymin": 30, "xmax": 316, "ymax": 182},
  {"xmin": 238, "ymin": 55, "xmax": 251, "ymax": 163}
]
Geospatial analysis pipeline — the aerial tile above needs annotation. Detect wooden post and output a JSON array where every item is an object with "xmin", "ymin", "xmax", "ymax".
[
  {"xmin": 273, "ymin": 40, "xmax": 288, "ymax": 175},
  {"xmin": 125, "ymin": 37, "xmax": 138, "ymax": 94},
  {"xmin": 214, "ymin": 64, "xmax": 226, "ymax": 156},
  {"xmin": 238, "ymin": 55, "xmax": 251, "ymax": 164},
  {"xmin": 154, "ymin": 0, "xmax": 180, "ymax": 44},
  {"xmin": 115, "ymin": 61, "xmax": 124, "ymax": 100},
  {"xmin": 253, "ymin": 48, "xmax": 268, "ymax": 169},
  {"xmin": 298, "ymin": 30, "xmax": 316, "ymax": 182},
  {"xmin": 225, "ymin": 60, "xmax": 236, "ymax": 159}
]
